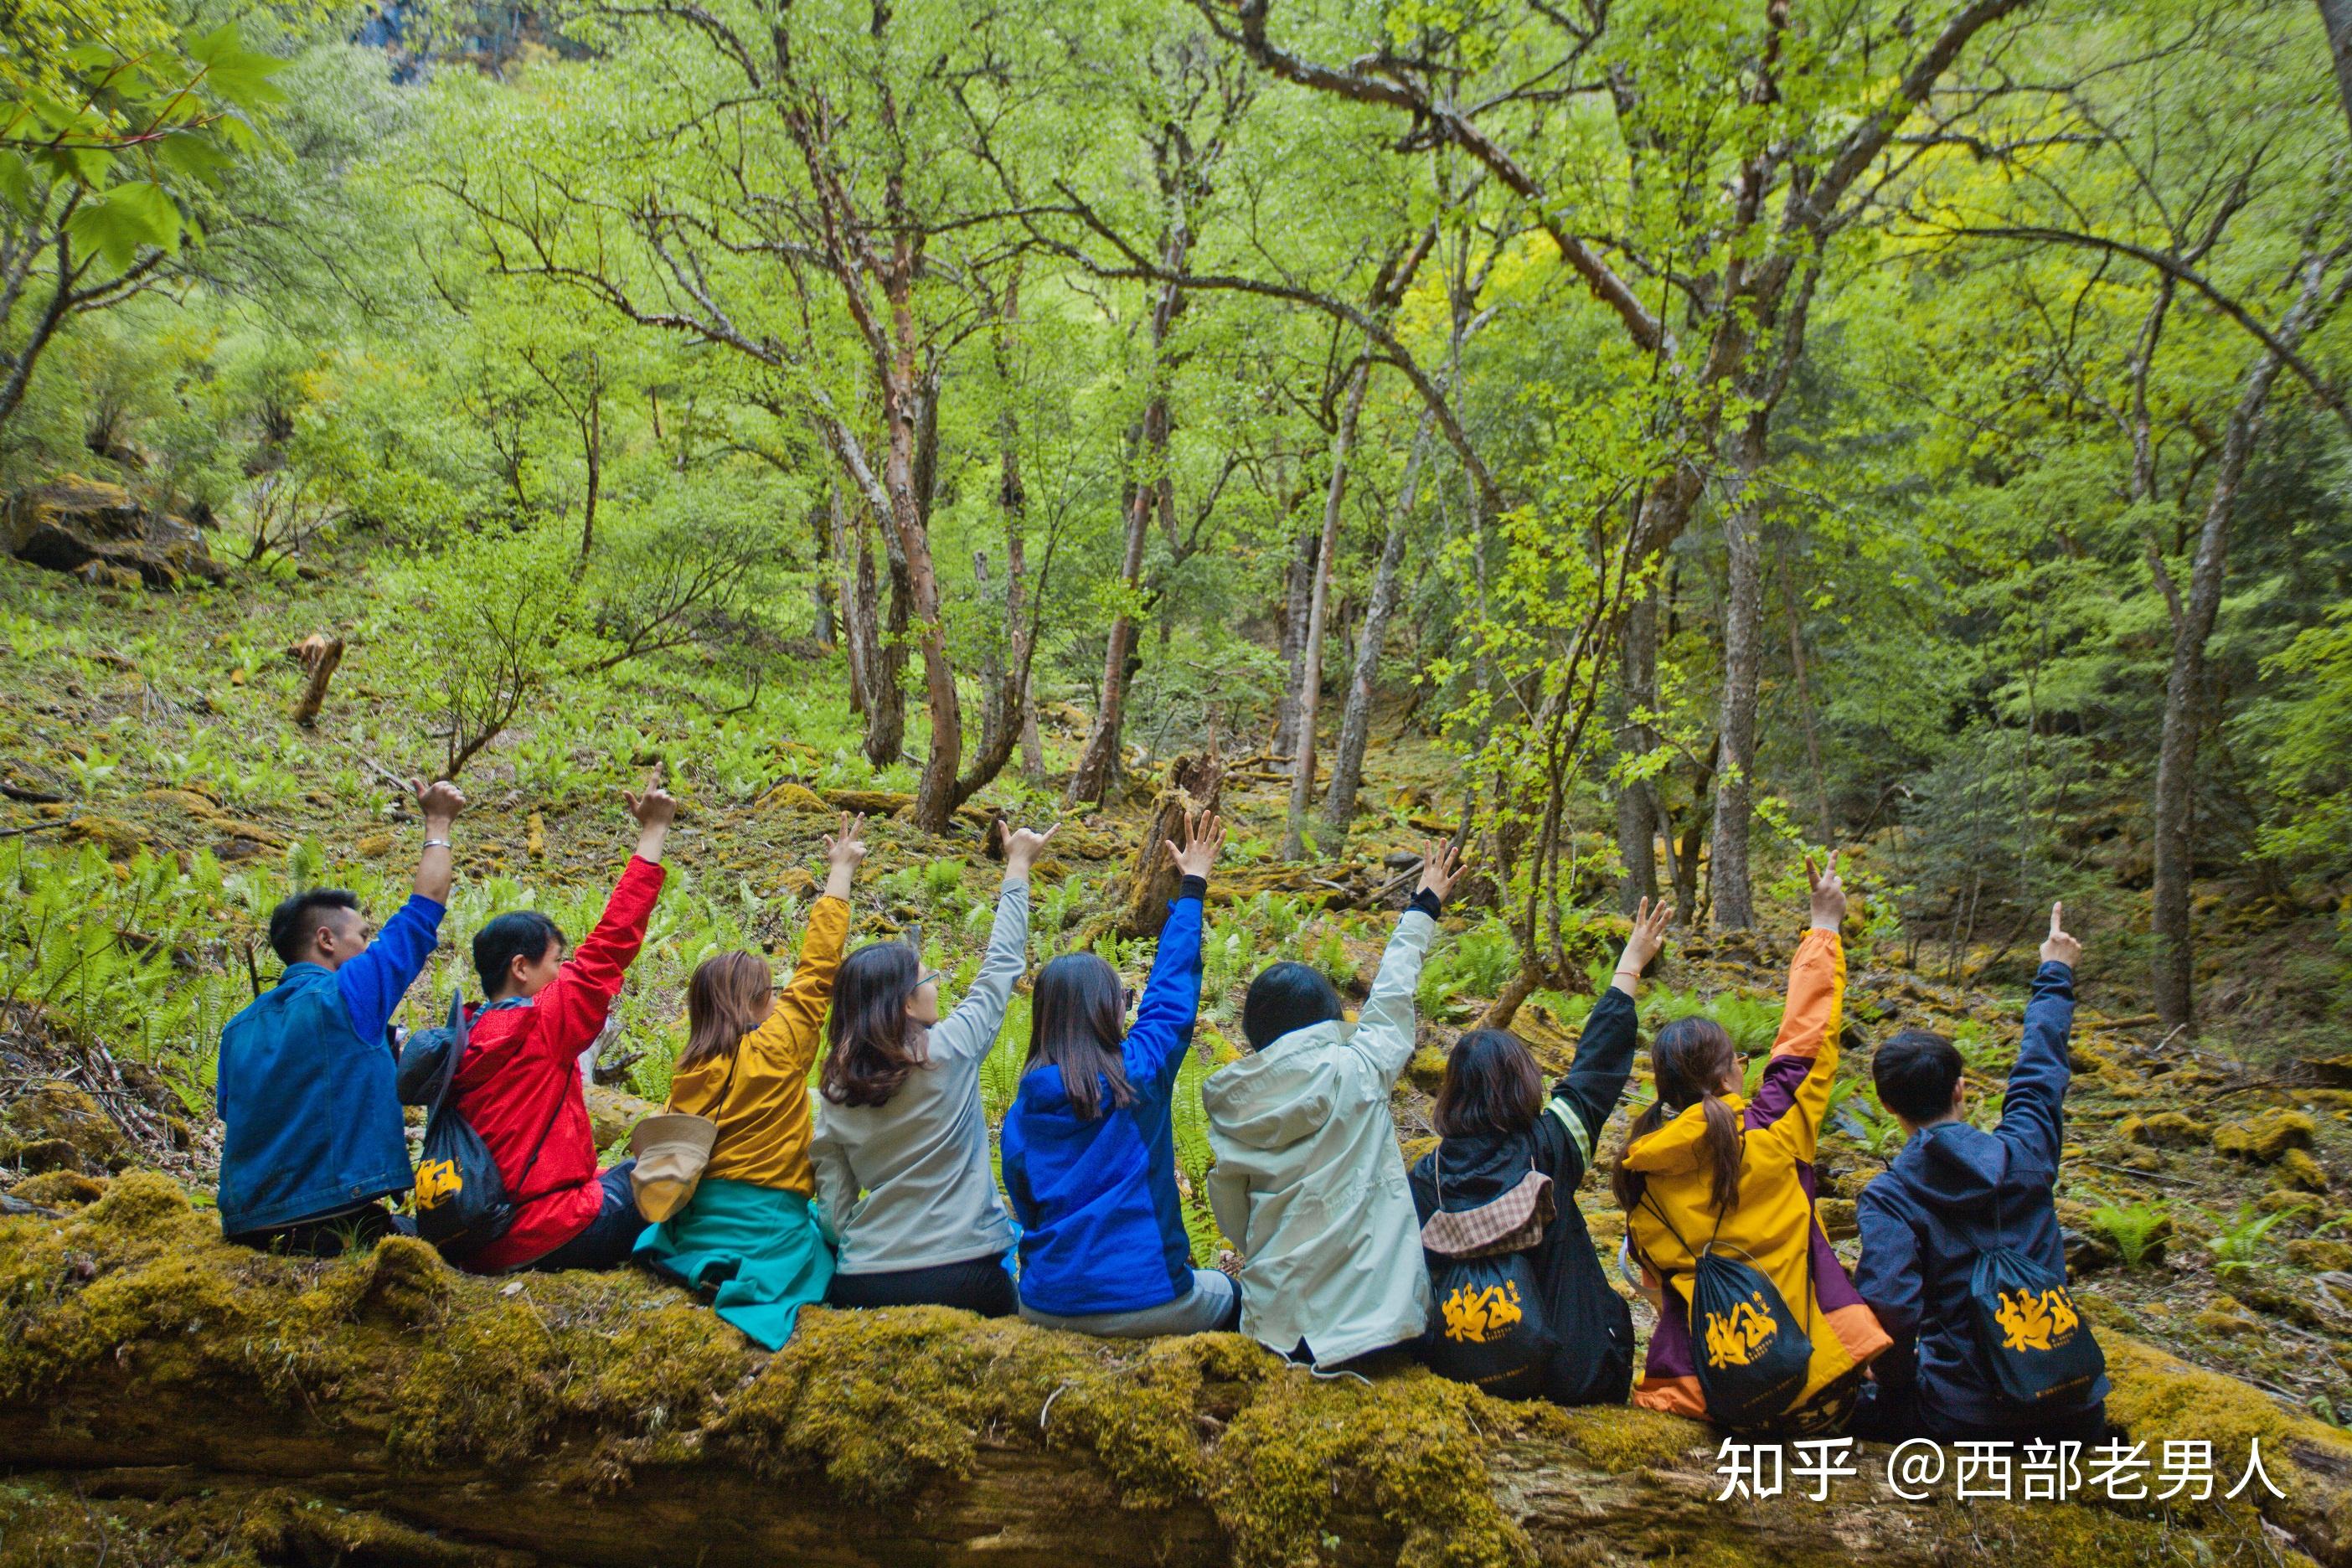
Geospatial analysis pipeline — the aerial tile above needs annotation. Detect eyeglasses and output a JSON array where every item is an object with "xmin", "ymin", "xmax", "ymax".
[{"xmin": 917, "ymin": 970, "xmax": 943, "ymax": 989}]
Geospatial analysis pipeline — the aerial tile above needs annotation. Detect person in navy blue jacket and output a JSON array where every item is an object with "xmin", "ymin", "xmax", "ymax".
[
  {"xmin": 215, "ymin": 779, "xmax": 466, "ymax": 1256},
  {"xmin": 1853, "ymin": 902, "xmax": 2109, "ymax": 1443},
  {"xmin": 1002, "ymin": 811, "xmax": 1235, "ymax": 1338}
]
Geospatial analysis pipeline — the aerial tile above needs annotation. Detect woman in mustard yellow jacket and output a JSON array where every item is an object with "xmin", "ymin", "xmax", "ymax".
[
  {"xmin": 633, "ymin": 814, "xmax": 864, "ymax": 1348},
  {"xmin": 1612, "ymin": 853, "xmax": 1890, "ymax": 1434}
]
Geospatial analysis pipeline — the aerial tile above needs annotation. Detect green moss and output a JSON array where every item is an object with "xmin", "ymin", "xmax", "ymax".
[
  {"xmin": 1556, "ymin": 1405, "xmax": 1708, "ymax": 1473},
  {"xmin": 0, "ymin": 1085, "xmax": 126, "ymax": 1173},
  {"xmin": 4, "ymin": 1170, "xmax": 106, "ymax": 1206},
  {"xmin": 0, "ymin": 1477, "xmax": 510, "ymax": 1568},
  {"xmin": 1207, "ymin": 1365, "xmax": 1540, "ymax": 1568},
  {"xmin": 2211, "ymin": 1108, "xmax": 2318, "ymax": 1163}
]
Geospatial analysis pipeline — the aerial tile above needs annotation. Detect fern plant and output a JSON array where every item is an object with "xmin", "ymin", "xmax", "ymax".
[
  {"xmin": 2090, "ymin": 1201, "xmax": 2170, "ymax": 1268},
  {"xmin": 2206, "ymin": 1204, "xmax": 2286, "ymax": 1278}
]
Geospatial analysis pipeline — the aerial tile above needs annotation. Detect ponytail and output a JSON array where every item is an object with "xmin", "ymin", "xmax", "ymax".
[{"xmin": 1611, "ymin": 1016, "xmax": 1744, "ymax": 1218}]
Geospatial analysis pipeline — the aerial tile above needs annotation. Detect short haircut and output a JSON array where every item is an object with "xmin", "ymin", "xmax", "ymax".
[
  {"xmin": 1874, "ymin": 1029, "xmax": 1965, "ymax": 1123},
  {"xmin": 1432, "ymin": 1029, "xmax": 1543, "ymax": 1139},
  {"xmin": 268, "ymin": 889, "xmax": 361, "ymax": 965},
  {"xmin": 1240, "ymin": 961, "xmax": 1344, "ymax": 1051},
  {"xmin": 473, "ymin": 910, "xmax": 566, "ymax": 994}
]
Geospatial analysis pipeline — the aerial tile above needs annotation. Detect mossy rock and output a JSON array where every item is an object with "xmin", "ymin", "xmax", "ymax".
[
  {"xmin": 2288, "ymin": 1239, "xmax": 2352, "ymax": 1272},
  {"xmin": 1815, "ymin": 1197, "xmax": 1859, "ymax": 1240},
  {"xmin": 758, "ymin": 781, "xmax": 829, "ymax": 814},
  {"xmin": 0, "ymin": 1084, "xmax": 127, "ymax": 1173},
  {"xmin": 2212, "ymin": 1107, "xmax": 2318, "ymax": 1163},
  {"xmin": 584, "ymin": 1082, "xmax": 659, "ymax": 1147},
  {"xmin": 820, "ymin": 787, "xmax": 915, "ymax": 817},
  {"xmin": 64, "ymin": 814, "xmax": 146, "ymax": 859},
  {"xmin": 2121, "ymin": 1111, "xmax": 2211, "ymax": 1149},
  {"xmin": 2272, "ymin": 1147, "xmax": 2330, "ymax": 1193},
  {"xmin": 6, "ymin": 1169, "xmax": 107, "ymax": 1206},
  {"xmin": 1405, "ymin": 1047, "xmax": 1447, "ymax": 1095}
]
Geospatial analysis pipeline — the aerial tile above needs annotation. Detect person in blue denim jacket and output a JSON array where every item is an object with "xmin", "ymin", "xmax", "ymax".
[{"xmin": 215, "ymin": 779, "xmax": 465, "ymax": 1256}]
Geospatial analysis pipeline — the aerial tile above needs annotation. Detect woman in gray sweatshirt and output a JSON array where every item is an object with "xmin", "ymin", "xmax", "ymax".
[{"xmin": 812, "ymin": 825, "xmax": 1053, "ymax": 1315}]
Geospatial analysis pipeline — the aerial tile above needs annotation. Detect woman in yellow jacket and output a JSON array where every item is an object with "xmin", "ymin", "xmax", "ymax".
[
  {"xmin": 1612, "ymin": 853, "xmax": 1890, "ymax": 1434},
  {"xmin": 632, "ymin": 814, "xmax": 864, "ymax": 1349}
]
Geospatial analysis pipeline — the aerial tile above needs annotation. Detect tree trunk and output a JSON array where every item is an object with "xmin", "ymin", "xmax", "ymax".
[
  {"xmin": 1777, "ymin": 539, "xmax": 1834, "ymax": 845},
  {"xmin": 1323, "ymin": 417, "xmax": 1431, "ymax": 831},
  {"xmin": 835, "ymin": 478, "xmax": 901, "ymax": 766},
  {"xmin": 1112, "ymin": 750, "xmax": 1225, "ymax": 940},
  {"xmin": 1707, "ymin": 420, "xmax": 1770, "ymax": 931},
  {"xmin": 6, "ymin": 1193, "xmax": 2344, "ymax": 1568},
  {"xmin": 1070, "ymin": 220, "xmax": 1189, "ymax": 807},
  {"xmin": 1614, "ymin": 587, "xmax": 1660, "ymax": 913},
  {"xmin": 290, "ymin": 637, "xmax": 345, "ymax": 729},
  {"xmin": 886, "ymin": 374, "xmax": 962, "ymax": 835},
  {"xmin": 1282, "ymin": 361, "xmax": 1369, "ymax": 858},
  {"xmin": 2150, "ymin": 253, "xmax": 2333, "ymax": 1037},
  {"xmin": 1067, "ymin": 410, "xmax": 1158, "ymax": 806},
  {"xmin": 578, "ymin": 392, "xmax": 601, "ymax": 567},
  {"xmin": 1271, "ymin": 518, "xmax": 1316, "ymax": 761},
  {"xmin": 2322, "ymin": 0, "xmax": 2352, "ymax": 142}
]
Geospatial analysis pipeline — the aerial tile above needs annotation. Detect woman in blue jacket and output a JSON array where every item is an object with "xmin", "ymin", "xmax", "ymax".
[{"xmin": 1002, "ymin": 812, "xmax": 1232, "ymax": 1338}]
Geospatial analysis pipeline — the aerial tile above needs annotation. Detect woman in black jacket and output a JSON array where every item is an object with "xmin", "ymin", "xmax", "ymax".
[{"xmin": 1409, "ymin": 898, "xmax": 1672, "ymax": 1406}]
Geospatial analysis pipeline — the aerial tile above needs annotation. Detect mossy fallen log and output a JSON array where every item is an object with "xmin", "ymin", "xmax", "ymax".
[{"xmin": 5, "ymin": 1174, "xmax": 2350, "ymax": 1568}]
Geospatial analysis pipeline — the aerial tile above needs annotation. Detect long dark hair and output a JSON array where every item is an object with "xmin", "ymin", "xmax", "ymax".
[
  {"xmin": 679, "ymin": 951, "xmax": 771, "ymax": 1074},
  {"xmin": 1611, "ymin": 1016, "xmax": 1743, "ymax": 1217},
  {"xmin": 1432, "ymin": 1029, "xmax": 1542, "ymax": 1139},
  {"xmin": 1026, "ymin": 952, "xmax": 1137, "ymax": 1122},
  {"xmin": 820, "ymin": 941, "xmax": 928, "ymax": 1108}
]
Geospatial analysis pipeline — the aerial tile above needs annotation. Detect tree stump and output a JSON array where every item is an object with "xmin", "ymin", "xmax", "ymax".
[
  {"xmin": 1113, "ymin": 750, "xmax": 1224, "ymax": 940},
  {"xmin": 289, "ymin": 634, "xmax": 344, "ymax": 728}
]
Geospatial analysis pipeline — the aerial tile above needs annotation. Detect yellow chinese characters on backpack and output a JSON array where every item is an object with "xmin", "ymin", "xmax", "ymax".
[
  {"xmin": 1441, "ymin": 1279, "xmax": 1525, "ymax": 1344},
  {"xmin": 1705, "ymin": 1292, "xmax": 1781, "ymax": 1369},
  {"xmin": 1994, "ymin": 1286, "xmax": 2080, "ymax": 1352},
  {"xmin": 414, "ymin": 1158, "xmax": 462, "ymax": 1211}
]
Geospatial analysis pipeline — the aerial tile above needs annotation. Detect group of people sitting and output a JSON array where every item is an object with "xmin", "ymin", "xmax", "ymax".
[{"xmin": 214, "ymin": 774, "xmax": 2106, "ymax": 1445}]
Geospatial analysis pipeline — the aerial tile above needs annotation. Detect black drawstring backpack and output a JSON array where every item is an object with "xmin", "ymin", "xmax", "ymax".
[
  {"xmin": 406, "ymin": 992, "xmax": 563, "ymax": 1261},
  {"xmin": 1420, "ymin": 1154, "xmax": 1559, "ymax": 1400},
  {"xmin": 1969, "ymin": 1178, "xmax": 2106, "ymax": 1409},
  {"xmin": 1642, "ymin": 1192, "xmax": 1814, "ymax": 1432}
]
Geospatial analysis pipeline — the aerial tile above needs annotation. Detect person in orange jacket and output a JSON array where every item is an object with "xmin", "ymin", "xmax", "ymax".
[{"xmin": 1612, "ymin": 853, "xmax": 1890, "ymax": 1433}]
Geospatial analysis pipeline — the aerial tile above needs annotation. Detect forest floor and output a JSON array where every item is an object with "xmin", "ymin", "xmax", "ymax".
[{"xmin": 3, "ymin": 549, "xmax": 2352, "ymax": 1562}]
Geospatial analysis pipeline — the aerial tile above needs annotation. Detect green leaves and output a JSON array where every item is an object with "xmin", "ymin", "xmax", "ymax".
[{"xmin": 65, "ymin": 178, "xmax": 183, "ymax": 266}]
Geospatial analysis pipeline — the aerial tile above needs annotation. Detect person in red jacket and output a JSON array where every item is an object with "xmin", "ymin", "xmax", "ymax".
[{"xmin": 447, "ymin": 772, "xmax": 674, "ymax": 1273}]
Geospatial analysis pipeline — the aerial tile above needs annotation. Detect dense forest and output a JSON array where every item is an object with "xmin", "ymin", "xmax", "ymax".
[{"xmin": 4, "ymin": 0, "xmax": 2352, "ymax": 1563}]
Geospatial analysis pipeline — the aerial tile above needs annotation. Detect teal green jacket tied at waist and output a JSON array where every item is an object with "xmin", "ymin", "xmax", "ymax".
[{"xmin": 635, "ymin": 1177, "xmax": 833, "ymax": 1350}]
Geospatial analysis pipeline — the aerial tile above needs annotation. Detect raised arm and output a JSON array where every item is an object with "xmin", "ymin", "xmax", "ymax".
[
  {"xmin": 752, "ymin": 815, "xmax": 863, "ymax": 1075},
  {"xmin": 337, "ymin": 779, "xmax": 466, "ymax": 1045},
  {"xmin": 929, "ymin": 824, "xmax": 1051, "ymax": 1065},
  {"xmin": 1997, "ymin": 903, "xmax": 2080, "ymax": 1173},
  {"xmin": 1750, "ymin": 853, "xmax": 1848, "ymax": 1163},
  {"xmin": 1545, "ymin": 899, "xmax": 1671, "ymax": 1179},
  {"xmin": 1356, "ymin": 839, "xmax": 1462, "ymax": 1085},
  {"xmin": 1125, "ymin": 812, "xmax": 1220, "ymax": 1090},
  {"xmin": 532, "ymin": 776, "xmax": 673, "ymax": 1054}
]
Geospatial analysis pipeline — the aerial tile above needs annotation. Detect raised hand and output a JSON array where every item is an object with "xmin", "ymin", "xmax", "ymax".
[
  {"xmin": 1163, "ymin": 810, "xmax": 1225, "ymax": 880},
  {"xmin": 412, "ymin": 777, "xmax": 466, "ymax": 825},
  {"xmin": 625, "ymin": 768, "xmax": 678, "ymax": 829},
  {"xmin": 1805, "ymin": 849, "xmax": 1847, "ymax": 932},
  {"xmin": 2040, "ymin": 901, "xmax": 2081, "ymax": 969},
  {"xmin": 1617, "ymin": 896, "xmax": 1674, "ymax": 980},
  {"xmin": 823, "ymin": 812, "xmax": 867, "ymax": 900},
  {"xmin": 1003, "ymin": 822, "xmax": 1059, "ymax": 879},
  {"xmin": 1416, "ymin": 838, "xmax": 1466, "ymax": 903}
]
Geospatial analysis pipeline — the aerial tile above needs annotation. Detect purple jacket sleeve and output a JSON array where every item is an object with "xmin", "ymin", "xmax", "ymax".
[
  {"xmin": 1124, "ymin": 879, "xmax": 1207, "ymax": 1091},
  {"xmin": 337, "ymin": 894, "xmax": 446, "ymax": 1050}
]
